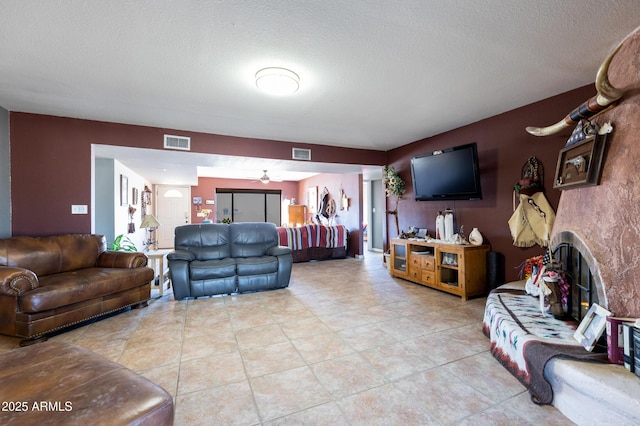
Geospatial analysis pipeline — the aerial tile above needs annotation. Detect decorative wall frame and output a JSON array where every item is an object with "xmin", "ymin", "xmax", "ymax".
[
  {"xmin": 307, "ymin": 186, "xmax": 318, "ymax": 213},
  {"xmin": 120, "ymin": 175, "xmax": 128, "ymax": 206},
  {"xmin": 553, "ymin": 134, "xmax": 607, "ymax": 190},
  {"xmin": 132, "ymin": 187, "xmax": 139, "ymax": 205}
]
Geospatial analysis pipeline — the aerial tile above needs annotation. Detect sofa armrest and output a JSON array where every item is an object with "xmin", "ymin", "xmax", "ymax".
[
  {"xmin": 97, "ymin": 251, "xmax": 149, "ymax": 268},
  {"xmin": 167, "ymin": 250, "xmax": 196, "ymax": 262},
  {"xmin": 266, "ymin": 246, "xmax": 293, "ymax": 257},
  {"xmin": 0, "ymin": 267, "xmax": 39, "ymax": 296}
]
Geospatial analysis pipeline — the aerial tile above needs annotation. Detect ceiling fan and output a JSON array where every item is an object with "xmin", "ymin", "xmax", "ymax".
[{"xmin": 249, "ymin": 170, "xmax": 283, "ymax": 184}]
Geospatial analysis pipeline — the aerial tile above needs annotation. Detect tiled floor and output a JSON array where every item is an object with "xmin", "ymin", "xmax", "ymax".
[{"xmin": 0, "ymin": 252, "xmax": 575, "ymax": 425}]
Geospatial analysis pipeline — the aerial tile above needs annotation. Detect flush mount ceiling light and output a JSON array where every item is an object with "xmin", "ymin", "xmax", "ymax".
[{"xmin": 255, "ymin": 67, "xmax": 299, "ymax": 96}]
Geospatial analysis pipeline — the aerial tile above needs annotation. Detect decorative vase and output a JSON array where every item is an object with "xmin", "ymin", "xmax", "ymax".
[
  {"xmin": 544, "ymin": 277, "xmax": 565, "ymax": 318},
  {"xmin": 469, "ymin": 228, "xmax": 483, "ymax": 245}
]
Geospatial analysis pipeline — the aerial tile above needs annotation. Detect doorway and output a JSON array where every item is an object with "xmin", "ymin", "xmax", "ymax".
[
  {"xmin": 156, "ymin": 185, "xmax": 191, "ymax": 249},
  {"xmin": 366, "ymin": 179, "xmax": 384, "ymax": 252}
]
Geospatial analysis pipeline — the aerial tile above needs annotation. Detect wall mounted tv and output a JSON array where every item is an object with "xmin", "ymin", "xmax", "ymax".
[{"xmin": 410, "ymin": 142, "xmax": 482, "ymax": 201}]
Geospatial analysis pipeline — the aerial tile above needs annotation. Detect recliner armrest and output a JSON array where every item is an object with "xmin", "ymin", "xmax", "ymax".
[
  {"xmin": 0, "ymin": 267, "xmax": 39, "ymax": 296},
  {"xmin": 97, "ymin": 251, "xmax": 149, "ymax": 268},
  {"xmin": 266, "ymin": 246, "xmax": 293, "ymax": 257},
  {"xmin": 167, "ymin": 250, "xmax": 196, "ymax": 262}
]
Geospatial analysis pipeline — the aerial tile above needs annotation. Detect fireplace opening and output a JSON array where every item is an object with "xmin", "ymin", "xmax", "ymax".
[{"xmin": 553, "ymin": 242, "xmax": 600, "ymax": 322}]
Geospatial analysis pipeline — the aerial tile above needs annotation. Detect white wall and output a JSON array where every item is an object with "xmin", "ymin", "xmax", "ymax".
[
  {"xmin": 94, "ymin": 155, "xmax": 151, "ymax": 251},
  {"xmin": 113, "ymin": 160, "xmax": 149, "ymax": 251}
]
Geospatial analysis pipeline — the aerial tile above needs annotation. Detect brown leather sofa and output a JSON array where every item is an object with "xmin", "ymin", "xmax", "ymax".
[
  {"xmin": 0, "ymin": 341, "xmax": 174, "ymax": 425},
  {"xmin": 0, "ymin": 234, "xmax": 154, "ymax": 345}
]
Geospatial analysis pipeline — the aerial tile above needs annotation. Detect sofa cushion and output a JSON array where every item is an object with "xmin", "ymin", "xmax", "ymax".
[
  {"xmin": 0, "ymin": 234, "xmax": 105, "ymax": 277},
  {"xmin": 235, "ymin": 256, "xmax": 278, "ymax": 276},
  {"xmin": 190, "ymin": 258, "xmax": 236, "ymax": 280},
  {"xmin": 20, "ymin": 267, "xmax": 154, "ymax": 313},
  {"xmin": 174, "ymin": 224, "xmax": 231, "ymax": 260},
  {"xmin": 230, "ymin": 222, "xmax": 278, "ymax": 258}
]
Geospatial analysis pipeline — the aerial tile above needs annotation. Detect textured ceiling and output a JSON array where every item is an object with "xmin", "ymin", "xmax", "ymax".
[{"xmin": 1, "ymin": 1, "xmax": 640, "ymax": 183}]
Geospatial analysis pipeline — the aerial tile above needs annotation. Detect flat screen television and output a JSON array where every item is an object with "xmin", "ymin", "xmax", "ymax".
[{"xmin": 410, "ymin": 142, "xmax": 482, "ymax": 201}]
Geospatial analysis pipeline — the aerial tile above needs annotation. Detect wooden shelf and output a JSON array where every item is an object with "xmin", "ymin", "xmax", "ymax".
[{"xmin": 389, "ymin": 239, "xmax": 489, "ymax": 301}]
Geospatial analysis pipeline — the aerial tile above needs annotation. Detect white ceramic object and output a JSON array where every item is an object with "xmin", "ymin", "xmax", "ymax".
[{"xmin": 469, "ymin": 227, "xmax": 483, "ymax": 245}]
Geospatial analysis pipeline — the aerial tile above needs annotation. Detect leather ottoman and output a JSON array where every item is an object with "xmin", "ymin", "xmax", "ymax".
[{"xmin": 0, "ymin": 341, "xmax": 174, "ymax": 425}]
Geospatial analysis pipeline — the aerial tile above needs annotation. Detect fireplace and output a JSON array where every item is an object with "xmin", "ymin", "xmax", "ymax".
[{"xmin": 551, "ymin": 231, "xmax": 606, "ymax": 322}]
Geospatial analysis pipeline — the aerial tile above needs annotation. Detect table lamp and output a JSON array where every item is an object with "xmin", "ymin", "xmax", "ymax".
[{"xmin": 140, "ymin": 214, "xmax": 161, "ymax": 251}]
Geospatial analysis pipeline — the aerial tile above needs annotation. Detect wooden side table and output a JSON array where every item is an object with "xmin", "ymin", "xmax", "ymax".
[{"xmin": 146, "ymin": 250, "xmax": 171, "ymax": 296}]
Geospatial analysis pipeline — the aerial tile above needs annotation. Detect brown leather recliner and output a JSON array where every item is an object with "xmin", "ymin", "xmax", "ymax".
[{"xmin": 0, "ymin": 234, "xmax": 154, "ymax": 345}]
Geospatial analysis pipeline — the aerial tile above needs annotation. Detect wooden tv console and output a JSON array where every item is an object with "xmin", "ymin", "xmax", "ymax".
[{"xmin": 389, "ymin": 238, "xmax": 489, "ymax": 301}]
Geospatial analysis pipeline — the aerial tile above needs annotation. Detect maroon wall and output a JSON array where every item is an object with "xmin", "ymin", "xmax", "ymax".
[
  {"xmin": 386, "ymin": 84, "xmax": 596, "ymax": 282},
  {"xmin": 191, "ymin": 177, "xmax": 299, "ymax": 223},
  {"xmin": 9, "ymin": 113, "xmax": 385, "ymax": 236}
]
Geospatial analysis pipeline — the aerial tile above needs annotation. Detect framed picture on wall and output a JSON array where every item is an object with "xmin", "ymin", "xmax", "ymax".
[
  {"xmin": 553, "ymin": 134, "xmax": 607, "ymax": 190},
  {"xmin": 132, "ymin": 187, "xmax": 139, "ymax": 205},
  {"xmin": 307, "ymin": 186, "xmax": 318, "ymax": 213},
  {"xmin": 120, "ymin": 175, "xmax": 128, "ymax": 206}
]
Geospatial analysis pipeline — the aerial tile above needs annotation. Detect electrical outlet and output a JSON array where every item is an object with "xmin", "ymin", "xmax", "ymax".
[{"xmin": 71, "ymin": 205, "xmax": 88, "ymax": 214}]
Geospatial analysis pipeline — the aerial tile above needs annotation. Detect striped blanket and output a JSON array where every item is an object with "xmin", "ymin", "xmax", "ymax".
[{"xmin": 277, "ymin": 225, "xmax": 347, "ymax": 250}]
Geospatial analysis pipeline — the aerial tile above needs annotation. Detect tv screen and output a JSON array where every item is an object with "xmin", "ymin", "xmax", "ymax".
[{"xmin": 410, "ymin": 142, "xmax": 482, "ymax": 201}]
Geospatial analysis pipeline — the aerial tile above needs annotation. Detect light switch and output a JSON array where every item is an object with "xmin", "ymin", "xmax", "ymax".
[{"xmin": 71, "ymin": 205, "xmax": 88, "ymax": 214}]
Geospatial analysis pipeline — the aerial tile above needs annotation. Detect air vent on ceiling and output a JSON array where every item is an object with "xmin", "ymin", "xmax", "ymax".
[
  {"xmin": 292, "ymin": 147, "xmax": 311, "ymax": 161},
  {"xmin": 164, "ymin": 134, "xmax": 191, "ymax": 151}
]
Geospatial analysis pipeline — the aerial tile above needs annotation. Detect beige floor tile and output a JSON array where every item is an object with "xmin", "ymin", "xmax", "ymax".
[
  {"xmin": 337, "ymin": 383, "xmax": 438, "ymax": 425},
  {"xmin": 177, "ymin": 350, "xmax": 246, "ymax": 395},
  {"xmin": 279, "ymin": 316, "xmax": 333, "ymax": 340},
  {"xmin": 235, "ymin": 324, "xmax": 288, "ymax": 350},
  {"xmin": 336, "ymin": 323, "xmax": 398, "ymax": 351},
  {"xmin": 311, "ymin": 353, "xmax": 387, "ymax": 398},
  {"xmin": 138, "ymin": 362, "xmax": 180, "ymax": 398},
  {"xmin": 443, "ymin": 351, "xmax": 526, "ymax": 403},
  {"xmin": 175, "ymin": 380, "xmax": 260, "ymax": 426},
  {"xmin": 118, "ymin": 340, "xmax": 182, "ymax": 371},
  {"xmin": 250, "ymin": 366, "xmax": 331, "ymax": 421},
  {"xmin": 181, "ymin": 330, "xmax": 238, "ymax": 361},
  {"xmin": 499, "ymin": 392, "xmax": 576, "ymax": 426},
  {"xmin": 263, "ymin": 401, "xmax": 350, "ymax": 426},
  {"xmin": 241, "ymin": 341, "xmax": 306, "ymax": 377},
  {"xmin": 394, "ymin": 368, "xmax": 494, "ymax": 424},
  {"xmin": 291, "ymin": 332, "xmax": 355, "ymax": 363},
  {"xmin": 360, "ymin": 340, "xmax": 437, "ymax": 380},
  {"xmin": 457, "ymin": 406, "xmax": 535, "ymax": 426}
]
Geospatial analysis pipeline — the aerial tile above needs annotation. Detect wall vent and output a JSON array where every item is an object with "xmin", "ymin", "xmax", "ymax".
[
  {"xmin": 164, "ymin": 134, "xmax": 191, "ymax": 151},
  {"xmin": 292, "ymin": 147, "xmax": 311, "ymax": 161}
]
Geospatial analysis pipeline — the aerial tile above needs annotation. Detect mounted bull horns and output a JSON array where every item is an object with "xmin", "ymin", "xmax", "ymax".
[{"xmin": 526, "ymin": 28, "xmax": 634, "ymax": 137}]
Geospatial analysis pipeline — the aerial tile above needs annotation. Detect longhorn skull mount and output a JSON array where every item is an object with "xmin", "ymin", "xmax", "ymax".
[{"xmin": 526, "ymin": 26, "xmax": 638, "ymax": 137}]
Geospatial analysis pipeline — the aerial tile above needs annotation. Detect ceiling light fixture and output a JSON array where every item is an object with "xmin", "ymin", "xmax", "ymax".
[
  {"xmin": 255, "ymin": 67, "xmax": 299, "ymax": 96},
  {"xmin": 260, "ymin": 170, "xmax": 270, "ymax": 184}
]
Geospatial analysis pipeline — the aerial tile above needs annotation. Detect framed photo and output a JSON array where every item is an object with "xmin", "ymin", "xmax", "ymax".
[
  {"xmin": 573, "ymin": 303, "xmax": 611, "ymax": 351},
  {"xmin": 120, "ymin": 175, "xmax": 128, "ymax": 206},
  {"xmin": 131, "ymin": 187, "xmax": 139, "ymax": 205},
  {"xmin": 307, "ymin": 186, "xmax": 318, "ymax": 213},
  {"xmin": 554, "ymin": 134, "xmax": 607, "ymax": 190}
]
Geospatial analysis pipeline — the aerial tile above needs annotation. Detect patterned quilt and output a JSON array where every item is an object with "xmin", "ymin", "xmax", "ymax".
[
  {"xmin": 482, "ymin": 282, "xmax": 578, "ymax": 385},
  {"xmin": 277, "ymin": 225, "xmax": 347, "ymax": 250}
]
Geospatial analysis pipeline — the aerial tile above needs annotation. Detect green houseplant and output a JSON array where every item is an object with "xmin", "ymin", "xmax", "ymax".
[
  {"xmin": 111, "ymin": 234, "xmax": 138, "ymax": 252},
  {"xmin": 383, "ymin": 165, "xmax": 406, "ymax": 236}
]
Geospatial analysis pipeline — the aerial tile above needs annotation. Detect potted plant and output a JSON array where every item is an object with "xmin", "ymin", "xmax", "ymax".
[
  {"xmin": 111, "ymin": 234, "xmax": 138, "ymax": 252},
  {"xmin": 383, "ymin": 165, "xmax": 406, "ymax": 236}
]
